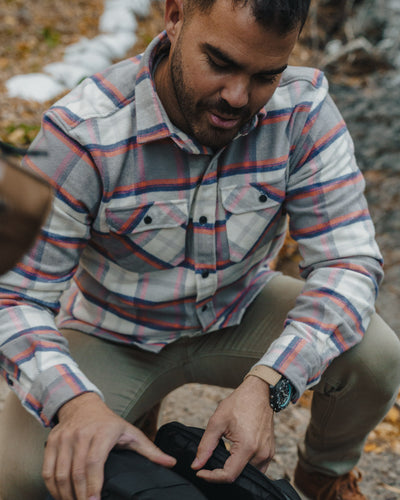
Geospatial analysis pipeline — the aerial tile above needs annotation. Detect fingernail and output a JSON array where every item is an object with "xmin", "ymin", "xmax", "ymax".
[
  {"xmin": 191, "ymin": 457, "xmax": 200, "ymax": 468},
  {"xmin": 89, "ymin": 496, "xmax": 99, "ymax": 500}
]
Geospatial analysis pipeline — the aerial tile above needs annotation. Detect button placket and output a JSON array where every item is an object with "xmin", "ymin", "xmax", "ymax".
[{"xmin": 192, "ymin": 157, "xmax": 219, "ymax": 327}]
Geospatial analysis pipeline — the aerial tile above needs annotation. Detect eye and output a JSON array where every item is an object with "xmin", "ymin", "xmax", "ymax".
[
  {"xmin": 254, "ymin": 74, "xmax": 279, "ymax": 85},
  {"xmin": 206, "ymin": 54, "xmax": 230, "ymax": 72}
]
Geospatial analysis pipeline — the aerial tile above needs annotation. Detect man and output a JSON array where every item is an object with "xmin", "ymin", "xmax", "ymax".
[{"xmin": 0, "ymin": 0, "xmax": 399, "ymax": 499}]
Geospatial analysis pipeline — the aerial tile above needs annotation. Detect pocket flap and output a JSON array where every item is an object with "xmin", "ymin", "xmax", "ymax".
[
  {"xmin": 220, "ymin": 183, "xmax": 283, "ymax": 215},
  {"xmin": 106, "ymin": 199, "xmax": 188, "ymax": 234}
]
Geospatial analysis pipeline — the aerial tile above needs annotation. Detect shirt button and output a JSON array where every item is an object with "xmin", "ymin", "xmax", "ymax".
[
  {"xmin": 201, "ymin": 270, "xmax": 209, "ymax": 279},
  {"xmin": 259, "ymin": 194, "xmax": 267, "ymax": 203},
  {"xmin": 199, "ymin": 215, "xmax": 208, "ymax": 225},
  {"xmin": 144, "ymin": 215, "xmax": 152, "ymax": 224}
]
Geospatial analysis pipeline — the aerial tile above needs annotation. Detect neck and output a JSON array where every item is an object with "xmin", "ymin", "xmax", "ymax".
[{"xmin": 154, "ymin": 54, "xmax": 187, "ymax": 132}]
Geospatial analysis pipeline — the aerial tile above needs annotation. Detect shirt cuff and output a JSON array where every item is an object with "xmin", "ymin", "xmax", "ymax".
[{"xmin": 27, "ymin": 364, "xmax": 104, "ymax": 427}]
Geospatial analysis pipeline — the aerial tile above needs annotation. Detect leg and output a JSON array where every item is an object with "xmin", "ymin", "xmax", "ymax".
[
  {"xmin": 298, "ymin": 313, "xmax": 400, "ymax": 476},
  {"xmin": 0, "ymin": 391, "xmax": 50, "ymax": 500},
  {"xmin": 0, "ymin": 329, "xmax": 190, "ymax": 499},
  {"xmin": 183, "ymin": 274, "xmax": 304, "ymax": 387},
  {"xmin": 0, "ymin": 273, "xmax": 302, "ymax": 499}
]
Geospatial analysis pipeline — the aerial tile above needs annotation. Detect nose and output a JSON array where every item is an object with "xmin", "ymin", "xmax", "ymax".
[{"xmin": 220, "ymin": 75, "xmax": 250, "ymax": 110}]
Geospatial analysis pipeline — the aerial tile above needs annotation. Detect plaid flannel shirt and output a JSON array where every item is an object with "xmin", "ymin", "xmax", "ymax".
[{"xmin": 0, "ymin": 32, "xmax": 383, "ymax": 426}]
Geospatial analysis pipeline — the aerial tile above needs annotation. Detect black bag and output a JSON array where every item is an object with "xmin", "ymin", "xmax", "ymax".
[
  {"xmin": 101, "ymin": 448, "xmax": 208, "ymax": 499},
  {"xmin": 46, "ymin": 421, "xmax": 300, "ymax": 500},
  {"xmin": 46, "ymin": 448, "xmax": 208, "ymax": 500},
  {"xmin": 154, "ymin": 421, "xmax": 301, "ymax": 500}
]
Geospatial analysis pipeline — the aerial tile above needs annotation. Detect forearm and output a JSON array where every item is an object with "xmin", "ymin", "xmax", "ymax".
[
  {"xmin": 255, "ymin": 255, "xmax": 382, "ymax": 399},
  {"xmin": 0, "ymin": 298, "xmax": 102, "ymax": 426}
]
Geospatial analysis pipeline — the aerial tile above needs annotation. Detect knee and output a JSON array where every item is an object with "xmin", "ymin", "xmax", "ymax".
[
  {"xmin": 346, "ymin": 314, "xmax": 400, "ymax": 401},
  {"xmin": 0, "ymin": 392, "xmax": 48, "ymax": 500}
]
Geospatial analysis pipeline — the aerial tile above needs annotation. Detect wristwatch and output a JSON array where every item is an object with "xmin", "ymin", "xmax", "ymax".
[
  {"xmin": 244, "ymin": 365, "xmax": 294, "ymax": 413},
  {"xmin": 269, "ymin": 375, "xmax": 293, "ymax": 412}
]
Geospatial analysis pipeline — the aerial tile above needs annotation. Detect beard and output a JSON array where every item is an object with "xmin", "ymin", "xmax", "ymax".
[{"xmin": 169, "ymin": 34, "xmax": 253, "ymax": 150}]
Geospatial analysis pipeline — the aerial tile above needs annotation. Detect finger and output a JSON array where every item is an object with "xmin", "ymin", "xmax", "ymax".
[
  {"xmin": 196, "ymin": 447, "xmax": 251, "ymax": 483},
  {"xmin": 42, "ymin": 430, "xmax": 76, "ymax": 500},
  {"xmin": 53, "ymin": 437, "xmax": 76, "ymax": 500},
  {"xmin": 42, "ymin": 437, "xmax": 59, "ymax": 499},
  {"xmin": 191, "ymin": 422, "xmax": 225, "ymax": 470},
  {"xmin": 83, "ymin": 433, "xmax": 116, "ymax": 500},
  {"xmin": 126, "ymin": 427, "xmax": 177, "ymax": 468},
  {"xmin": 248, "ymin": 430, "xmax": 275, "ymax": 473},
  {"xmin": 250, "ymin": 455, "xmax": 272, "ymax": 473},
  {"xmin": 249, "ymin": 444, "xmax": 275, "ymax": 473},
  {"xmin": 70, "ymin": 437, "xmax": 91, "ymax": 500}
]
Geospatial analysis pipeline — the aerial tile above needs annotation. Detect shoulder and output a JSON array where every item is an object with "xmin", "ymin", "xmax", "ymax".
[
  {"xmin": 280, "ymin": 66, "xmax": 328, "ymax": 90},
  {"xmin": 267, "ymin": 66, "xmax": 330, "ymax": 116},
  {"xmin": 45, "ymin": 55, "xmax": 143, "ymax": 131}
]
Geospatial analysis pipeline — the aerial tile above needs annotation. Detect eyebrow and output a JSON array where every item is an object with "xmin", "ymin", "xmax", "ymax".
[{"xmin": 203, "ymin": 43, "xmax": 288, "ymax": 76}]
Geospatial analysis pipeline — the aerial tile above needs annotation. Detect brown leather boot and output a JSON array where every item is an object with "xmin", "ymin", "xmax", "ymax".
[{"xmin": 294, "ymin": 462, "xmax": 367, "ymax": 500}]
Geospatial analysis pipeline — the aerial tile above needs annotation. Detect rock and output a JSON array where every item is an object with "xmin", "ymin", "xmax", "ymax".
[
  {"xmin": 44, "ymin": 62, "xmax": 91, "ymax": 88},
  {"xmin": 323, "ymin": 37, "xmax": 393, "ymax": 75},
  {"xmin": 105, "ymin": 0, "xmax": 152, "ymax": 18},
  {"xmin": 5, "ymin": 73, "xmax": 66, "ymax": 103},
  {"xmin": 99, "ymin": 6, "xmax": 138, "ymax": 33},
  {"xmin": 64, "ymin": 49, "xmax": 112, "ymax": 75},
  {"xmin": 88, "ymin": 32, "xmax": 138, "ymax": 60},
  {"xmin": 350, "ymin": 0, "xmax": 387, "ymax": 44}
]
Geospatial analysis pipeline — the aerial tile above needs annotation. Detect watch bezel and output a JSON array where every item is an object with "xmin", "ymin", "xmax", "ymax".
[{"xmin": 269, "ymin": 376, "xmax": 293, "ymax": 412}]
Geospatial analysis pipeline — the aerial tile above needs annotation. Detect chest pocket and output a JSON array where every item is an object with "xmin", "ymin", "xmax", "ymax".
[
  {"xmin": 105, "ymin": 199, "xmax": 188, "ymax": 269},
  {"xmin": 220, "ymin": 183, "xmax": 284, "ymax": 262}
]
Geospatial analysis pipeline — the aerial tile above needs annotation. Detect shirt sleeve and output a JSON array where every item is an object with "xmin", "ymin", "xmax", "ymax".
[
  {"xmin": 0, "ymin": 107, "xmax": 104, "ymax": 426},
  {"xmin": 255, "ymin": 74, "xmax": 384, "ymax": 399}
]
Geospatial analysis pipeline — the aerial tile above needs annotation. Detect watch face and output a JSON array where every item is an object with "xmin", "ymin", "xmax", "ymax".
[{"xmin": 270, "ymin": 377, "xmax": 292, "ymax": 412}]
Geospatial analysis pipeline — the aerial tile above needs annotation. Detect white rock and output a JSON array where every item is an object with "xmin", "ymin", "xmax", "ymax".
[
  {"xmin": 5, "ymin": 0, "xmax": 144, "ymax": 102},
  {"xmin": 99, "ymin": 7, "xmax": 138, "ymax": 33},
  {"xmin": 104, "ymin": 0, "xmax": 151, "ymax": 17},
  {"xmin": 129, "ymin": 0, "xmax": 151, "ymax": 17},
  {"xmin": 87, "ymin": 32, "xmax": 137, "ymax": 60},
  {"xmin": 64, "ymin": 50, "xmax": 112, "ymax": 74},
  {"xmin": 44, "ymin": 62, "xmax": 91, "ymax": 88},
  {"xmin": 325, "ymin": 39, "xmax": 343, "ymax": 56},
  {"xmin": 5, "ymin": 73, "xmax": 66, "ymax": 102}
]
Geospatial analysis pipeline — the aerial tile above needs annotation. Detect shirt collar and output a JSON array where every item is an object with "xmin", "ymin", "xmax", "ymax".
[{"xmin": 135, "ymin": 31, "xmax": 267, "ymax": 153}]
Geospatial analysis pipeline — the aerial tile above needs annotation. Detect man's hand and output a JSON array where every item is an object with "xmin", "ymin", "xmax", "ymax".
[
  {"xmin": 42, "ymin": 393, "xmax": 176, "ymax": 500},
  {"xmin": 191, "ymin": 376, "xmax": 275, "ymax": 483}
]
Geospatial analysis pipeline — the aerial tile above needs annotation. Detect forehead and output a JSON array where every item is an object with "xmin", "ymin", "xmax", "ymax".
[{"xmin": 183, "ymin": 0, "xmax": 298, "ymax": 71}]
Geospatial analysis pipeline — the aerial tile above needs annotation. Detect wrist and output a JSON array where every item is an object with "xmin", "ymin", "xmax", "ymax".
[
  {"xmin": 57, "ymin": 391, "xmax": 101, "ymax": 421},
  {"xmin": 244, "ymin": 365, "xmax": 293, "ymax": 413},
  {"xmin": 244, "ymin": 365, "xmax": 282, "ymax": 386}
]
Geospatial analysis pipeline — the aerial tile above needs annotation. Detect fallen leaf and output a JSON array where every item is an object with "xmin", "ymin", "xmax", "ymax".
[
  {"xmin": 385, "ymin": 406, "xmax": 400, "ymax": 424},
  {"xmin": 379, "ymin": 483, "xmax": 400, "ymax": 494}
]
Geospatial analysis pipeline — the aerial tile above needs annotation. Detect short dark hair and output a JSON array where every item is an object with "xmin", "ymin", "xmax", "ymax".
[{"xmin": 184, "ymin": 0, "xmax": 311, "ymax": 35}]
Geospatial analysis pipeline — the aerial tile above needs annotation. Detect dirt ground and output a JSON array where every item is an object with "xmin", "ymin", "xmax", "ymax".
[{"xmin": 0, "ymin": 0, "xmax": 399, "ymax": 498}]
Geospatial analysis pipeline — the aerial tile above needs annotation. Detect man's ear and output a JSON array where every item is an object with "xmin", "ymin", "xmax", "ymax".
[{"xmin": 164, "ymin": 0, "xmax": 185, "ymax": 43}]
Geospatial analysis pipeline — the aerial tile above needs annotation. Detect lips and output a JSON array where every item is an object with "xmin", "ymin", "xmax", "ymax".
[{"xmin": 209, "ymin": 111, "xmax": 241, "ymax": 130}]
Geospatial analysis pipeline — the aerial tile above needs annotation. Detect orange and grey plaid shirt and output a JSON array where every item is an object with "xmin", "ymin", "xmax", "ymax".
[{"xmin": 0, "ymin": 32, "xmax": 382, "ymax": 426}]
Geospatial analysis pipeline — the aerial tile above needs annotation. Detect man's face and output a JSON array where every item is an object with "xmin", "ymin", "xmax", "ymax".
[{"xmin": 162, "ymin": 0, "xmax": 299, "ymax": 149}]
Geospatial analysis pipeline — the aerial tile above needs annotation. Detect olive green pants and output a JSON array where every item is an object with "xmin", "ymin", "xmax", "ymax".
[{"xmin": 1, "ymin": 275, "xmax": 400, "ymax": 499}]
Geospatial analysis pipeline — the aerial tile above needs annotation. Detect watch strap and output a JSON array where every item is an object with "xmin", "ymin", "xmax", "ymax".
[{"xmin": 244, "ymin": 365, "xmax": 282, "ymax": 387}]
